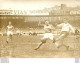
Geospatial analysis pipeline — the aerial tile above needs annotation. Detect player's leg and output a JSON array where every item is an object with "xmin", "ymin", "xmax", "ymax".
[
  {"xmin": 62, "ymin": 32, "xmax": 69, "ymax": 50},
  {"xmin": 52, "ymin": 36, "xmax": 56, "ymax": 43},
  {"xmin": 55, "ymin": 32, "xmax": 69, "ymax": 49},
  {"xmin": 48, "ymin": 33, "xmax": 61, "ymax": 48},
  {"xmin": 60, "ymin": 33, "xmax": 69, "ymax": 50},
  {"xmin": 16, "ymin": 29, "xmax": 21, "ymax": 37},
  {"xmin": 10, "ymin": 31, "xmax": 14, "ymax": 42},
  {"xmin": 56, "ymin": 33, "xmax": 65, "ymax": 41},
  {"xmin": 55, "ymin": 41, "xmax": 69, "ymax": 50},
  {"xmin": 48, "ymin": 33, "xmax": 55, "ymax": 43},
  {"xmin": 76, "ymin": 35, "xmax": 80, "ymax": 42},
  {"xmin": 55, "ymin": 33, "xmax": 65, "ymax": 48},
  {"xmin": 10, "ymin": 34, "xmax": 12, "ymax": 42},
  {"xmin": 6, "ymin": 31, "xmax": 9, "ymax": 43},
  {"xmin": 6, "ymin": 35, "xmax": 10, "ymax": 43},
  {"xmin": 34, "ymin": 38, "xmax": 47, "ymax": 50},
  {"xmin": 63, "ymin": 44, "xmax": 69, "ymax": 50},
  {"xmin": 34, "ymin": 33, "xmax": 48, "ymax": 50},
  {"xmin": 55, "ymin": 40, "xmax": 63, "ymax": 49},
  {"xmin": 8, "ymin": 33, "xmax": 13, "ymax": 57},
  {"xmin": 55, "ymin": 43, "xmax": 69, "ymax": 50},
  {"xmin": 6, "ymin": 31, "xmax": 12, "ymax": 43}
]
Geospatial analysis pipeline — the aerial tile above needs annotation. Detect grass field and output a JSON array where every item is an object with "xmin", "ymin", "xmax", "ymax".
[{"xmin": 0, "ymin": 34, "xmax": 80, "ymax": 58}]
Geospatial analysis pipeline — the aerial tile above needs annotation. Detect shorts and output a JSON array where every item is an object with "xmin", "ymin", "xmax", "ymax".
[
  {"xmin": 43, "ymin": 33, "xmax": 54, "ymax": 40},
  {"xmin": 7, "ymin": 31, "xmax": 13, "ymax": 36},
  {"xmin": 55, "ymin": 41, "xmax": 63, "ymax": 47}
]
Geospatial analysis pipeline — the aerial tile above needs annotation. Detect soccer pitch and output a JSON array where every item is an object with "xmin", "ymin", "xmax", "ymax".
[{"xmin": 0, "ymin": 34, "xmax": 80, "ymax": 58}]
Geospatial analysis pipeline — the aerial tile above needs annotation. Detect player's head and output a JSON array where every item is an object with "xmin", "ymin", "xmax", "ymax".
[
  {"xmin": 63, "ymin": 18, "xmax": 68, "ymax": 24},
  {"xmin": 9, "ymin": 21, "xmax": 11, "ymax": 25},
  {"xmin": 45, "ymin": 20, "xmax": 49, "ymax": 25}
]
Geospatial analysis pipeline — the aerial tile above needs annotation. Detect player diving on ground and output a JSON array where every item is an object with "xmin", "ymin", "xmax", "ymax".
[{"xmin": 34, "ymin": 20, "xmax": 55, "ymax": 50}]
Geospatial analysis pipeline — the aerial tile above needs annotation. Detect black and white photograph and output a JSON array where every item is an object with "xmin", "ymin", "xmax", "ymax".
[{"xmin": 0, "ymin": 0, "xmax": 80, "ymax": 58}]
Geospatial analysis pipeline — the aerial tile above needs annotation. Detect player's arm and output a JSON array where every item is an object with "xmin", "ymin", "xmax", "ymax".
[
  {"xmin": 51, "ymin": 25, "xmax": 55, "ymax": 30},
  {"xmin": 56, "ymin": 23, "xmax": 63, "ymax": 28},
  {"xmin": 12, "ymin": 26, "xmax": 14, "ymax": 31},
  {"xmin": 38, "ymin": 21, "xmax": 44, "ymax": 26}
]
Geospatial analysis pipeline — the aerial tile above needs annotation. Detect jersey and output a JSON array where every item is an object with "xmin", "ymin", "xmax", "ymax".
[
  {"xmin": 58, "ymin": 23, "xmax": 75, "ymax": 33},
  {"xmin": 44, "ymin": 24, "xmax": 53, "ymax": 33},
  {"xmin": 7, "ymin": 25, "xmax": 14, "ymax": 32}
]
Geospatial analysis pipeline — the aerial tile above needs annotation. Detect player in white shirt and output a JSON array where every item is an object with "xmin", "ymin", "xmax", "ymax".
[
  {"xmin": 6, "ymin": 21, "xmax": 14, "ymax": 43},
  {"xmin": 55, "ymin": 19, "xmax": 75, "ymax": 50},
  {"xmin": 34, "ymin": 20, "xmax": 55, "ymax": 50}
]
